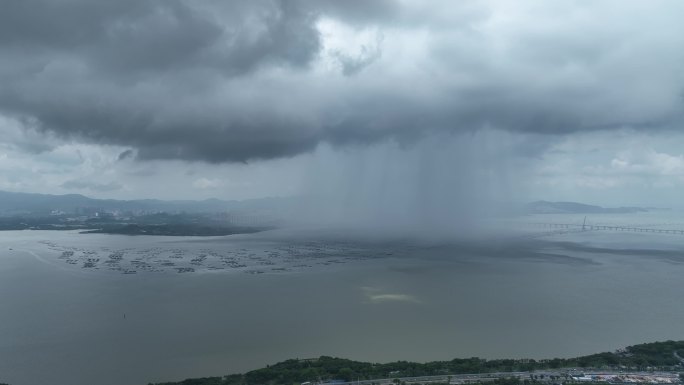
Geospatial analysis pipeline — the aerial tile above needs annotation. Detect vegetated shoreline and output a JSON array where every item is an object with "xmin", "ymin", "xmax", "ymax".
[
  {"xmin": 0, "ymin": 224, "xmax": 271, "ymax": 237},
  {"xmin": 80, "ymin": 224, "xmax": 273, "ymax": 236},
  {"xmin": 146, "ymin": 341, "xmax": 684, "ymax": 385},
  {"xmin": 0, "ymin": 214, "xmax": 273, "ymax": 236}
]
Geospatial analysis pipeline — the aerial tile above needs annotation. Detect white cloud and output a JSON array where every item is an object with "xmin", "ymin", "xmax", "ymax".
[
  {"xmin": 192, "ymin": 177, "xmax": 223, "ymax": 190},
  {"xmin": 525, "ymin": 130, "xmax": 684, "ymax": 206}
]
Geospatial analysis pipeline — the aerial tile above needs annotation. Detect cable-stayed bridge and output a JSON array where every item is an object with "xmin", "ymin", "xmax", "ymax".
[{"xmin": 526, "ymin": 221, "xmax": 684, "ymax": 235}]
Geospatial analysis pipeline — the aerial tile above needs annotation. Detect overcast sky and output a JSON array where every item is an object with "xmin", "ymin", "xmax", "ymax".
[{"xmin": 1, "ymin": 0, "xmax": 684, "ymax": 207}]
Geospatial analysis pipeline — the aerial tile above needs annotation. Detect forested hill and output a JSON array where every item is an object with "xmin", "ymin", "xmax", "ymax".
[{"xmin": 149, "ymin": 340, "xmax": 684, "ymax": 385}]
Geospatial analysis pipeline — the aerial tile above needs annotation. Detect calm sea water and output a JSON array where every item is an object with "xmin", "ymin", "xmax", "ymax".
[{"xmin": 2, "ymin": 212, "xmax": 684, "ymax": 385}]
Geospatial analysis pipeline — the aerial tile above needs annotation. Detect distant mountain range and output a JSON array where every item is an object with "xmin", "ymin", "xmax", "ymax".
[
  {"xmin": 0, "ymin": 190, "xmax": 658, "ymax": 217},
  {"xmin": 0, "ymin": 190, "xmax": 293, "ymax": 216},
  {"xmin": 524, "ymin": 200, "xmax": 653, "ymax": 214}
]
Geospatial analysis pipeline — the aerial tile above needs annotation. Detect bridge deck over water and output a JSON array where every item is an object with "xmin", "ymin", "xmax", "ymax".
[{"xmin": 527, "ymin": 222, "xmax": 684, "ymax": 235}]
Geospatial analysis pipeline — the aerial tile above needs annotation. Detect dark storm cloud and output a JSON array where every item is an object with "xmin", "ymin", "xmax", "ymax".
[
  {"xmin": 1, "ymin": 1, "xmax": 683, "ymax": 162},
  {"xmin": 0, "ymin": 0, "xmax": 319, "ymax": 75},
  {"xmin": 117, "ymin": 149, "xmax": 134, "ymax": 161},
  {"xmin": 312, "ymin": 0, "xmax": 400, "ymax": 24},
  {"xmin": 0, "ymin": 0, "xmax": 323, "ymax": 162}
]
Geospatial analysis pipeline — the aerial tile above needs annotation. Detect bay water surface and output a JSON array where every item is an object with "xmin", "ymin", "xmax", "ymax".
[{"xmin": 1, "ymin": 212, "xmax": 684, "ymax": 385}]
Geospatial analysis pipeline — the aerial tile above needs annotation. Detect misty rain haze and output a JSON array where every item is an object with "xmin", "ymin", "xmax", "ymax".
[{"xmin": 2, "ymin": 1, "xmax": 684, "ymax": 385}]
